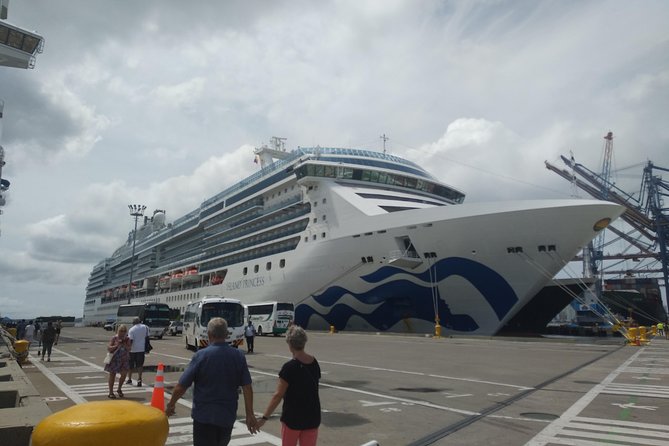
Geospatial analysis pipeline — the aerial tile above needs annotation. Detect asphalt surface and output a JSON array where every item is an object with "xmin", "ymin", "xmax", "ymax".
[{"xmin": 21, "ymin": 327, "xmax": 669, "ymax": 446}]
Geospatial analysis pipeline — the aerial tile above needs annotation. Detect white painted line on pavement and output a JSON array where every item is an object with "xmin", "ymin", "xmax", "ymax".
[{"xmin": 524, "ymin": 348, "xmax": 646, "ymax": 446}]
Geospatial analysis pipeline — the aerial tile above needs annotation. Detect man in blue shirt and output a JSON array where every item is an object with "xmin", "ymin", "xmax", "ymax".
[{"xmin": 166, "ymin": 317, "xmax": 258, "ymax": 445}]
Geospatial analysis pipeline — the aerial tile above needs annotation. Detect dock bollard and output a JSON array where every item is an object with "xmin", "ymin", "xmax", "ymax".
[
  {"xmin": 639, "ymin": 326, "xmax": 648, "ymax": 344},
  {"xmin": 626, "ymin": 327, "xmax": 639, "ymax": 345},
  {"xmin": 329, "ymin": 325, "xmax": 336, "ymax": 334},
  {"xmin": 13, "ymin": 339, "xmax": 29, "ymax": 364},
  {"xmin": 32, "ymin": 400, "xmax": 168, "ymax": 446}
]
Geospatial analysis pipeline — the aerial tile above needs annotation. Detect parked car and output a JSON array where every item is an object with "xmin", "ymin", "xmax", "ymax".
[
  {"xmin": 167, "ymin": 321, "xmax": 183, "ymax": 336},
  {"xmin": 103, "ymin": 320, "xmax": 115, "ymax": 331}
]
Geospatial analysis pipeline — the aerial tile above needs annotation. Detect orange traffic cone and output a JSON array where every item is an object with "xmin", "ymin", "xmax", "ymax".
[{"xmin": 151, "ymin": 363, "xmax": 165, "ymax": 411}]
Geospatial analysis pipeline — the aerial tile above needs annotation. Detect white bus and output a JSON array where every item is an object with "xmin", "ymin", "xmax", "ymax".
[
  {"xmin": 116, "ymin": 303, "xmax": 171, "ymax": 338},
  {"xmin": 183, "ymin": 296, "xmax": 246, "ymax": 350},
  {"xmin": 246, "ymin": 301, "xmax": 295, "ymax": 336}
]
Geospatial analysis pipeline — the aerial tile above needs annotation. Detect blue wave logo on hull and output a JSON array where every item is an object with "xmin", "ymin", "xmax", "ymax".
[{"xmin": 295, "ymin": 257, "xmax": 518, "ymax": 333}]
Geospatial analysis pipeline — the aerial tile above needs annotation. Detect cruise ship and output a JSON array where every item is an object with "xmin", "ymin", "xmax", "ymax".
[{"xmin": 83, "ymin": 138, "xmax": 624, "ymax": 335}]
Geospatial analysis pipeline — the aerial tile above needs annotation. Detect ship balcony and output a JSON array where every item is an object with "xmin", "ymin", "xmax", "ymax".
[{"xmin": 386, "ymin": 250, "xmax": 423, "ymax": 269}]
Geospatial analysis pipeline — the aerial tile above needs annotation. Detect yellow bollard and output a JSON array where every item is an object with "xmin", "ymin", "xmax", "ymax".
[
  {"xmin": 626, "ymin": 327, "xmax": 639, "ymax": 345},
  {"xmin": 639, "ymin": 326, "xmax": 648, "ymax": 344},
  {"xmin": 13, "ymin": 339, "xmax": 29, "ymax": 364},
  {"xmin": 651, "ymin": 325, "xmax": 657, "ymax": 336},
  {"xmin": 32, "ymin": 400, "xmax": 168, "ymax": 446},
  {"xmin": 7, "ymin": 327, "xmax": 17, "ymax": 338},
  {"xmin": 329, "ymin": 325, "xmax": 335, "ymax": 334},
  {"xmin": 434, "ymin": 323, "xmax": 441, "ymax": 338}
]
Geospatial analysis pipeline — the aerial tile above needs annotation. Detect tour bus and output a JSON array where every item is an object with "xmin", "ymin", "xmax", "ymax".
[
  {"xmin": 183, "ymin": 296, "xmax": 246, "ymax": 350},
  {"xmin": 116, "ymin": 303, "xmax": 171, "ymax": 338},
  {"xmin": 246, "ymin": 301, "xmax": 295, "ymax": 336}
]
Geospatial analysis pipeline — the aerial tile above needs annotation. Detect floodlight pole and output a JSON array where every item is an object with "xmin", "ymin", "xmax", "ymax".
[{"xmin": 127, "ymin": 204, "xmax": 146, "ymax": 304}]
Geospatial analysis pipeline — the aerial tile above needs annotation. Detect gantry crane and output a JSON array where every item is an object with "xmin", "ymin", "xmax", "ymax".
[{"xmin": 545, "ymin": 136, "xmax": 669, "ymax": 311}]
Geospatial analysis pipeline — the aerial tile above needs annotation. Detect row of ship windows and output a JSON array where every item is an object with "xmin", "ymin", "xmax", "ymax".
[
  {"xmin": 296, "ymin": 164, "xmax": 465, "ymax": 203},
  {"xmin": 242, "ymin": 258, "xmax": 287, "ymax": 275},
  {"xmin": 305, "ymin": 233, "xmax": 327, "ymax": 242},
  {"xmin": 267, "ymin": 185, "xmax": 297, "ymax": 200},
  {"xmin": 165, "ymin": 293, "xmax": 199, "ymax": 304}
]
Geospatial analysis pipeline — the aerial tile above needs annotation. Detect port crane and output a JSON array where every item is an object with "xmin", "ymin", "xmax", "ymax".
[{"xmin": 545, "ymin": 137, "xmax": 669, "ymax": 313}]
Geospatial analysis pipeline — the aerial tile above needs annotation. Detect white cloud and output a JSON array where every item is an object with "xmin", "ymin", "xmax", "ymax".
[{"xmin": 1, "ymin": 0, "xmax": 667, "ymax": 319}]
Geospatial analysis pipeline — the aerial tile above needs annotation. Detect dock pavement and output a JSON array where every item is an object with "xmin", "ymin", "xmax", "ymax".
[{"xmin": 4, "ymin": 327, "xmax": 669, "ymax": 445}]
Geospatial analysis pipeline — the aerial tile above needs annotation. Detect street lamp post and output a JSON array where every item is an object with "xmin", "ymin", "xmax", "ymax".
[{"xmin": 127, "ymin": 204, "xmax": 146, "ymax": 304}]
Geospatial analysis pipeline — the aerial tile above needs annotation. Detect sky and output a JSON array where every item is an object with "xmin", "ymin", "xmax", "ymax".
[{"xmin": 0, "ymin": 0, "xmax": 668, "ymax": 319}]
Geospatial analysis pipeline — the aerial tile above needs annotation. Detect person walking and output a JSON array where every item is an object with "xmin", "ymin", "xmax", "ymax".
[
  {"xmin": 23, "ymin": 320, "xmax": 36, "ymax": 346},
  {"xmin": 40, "ymin": 321, "xmax": 57, "ymax": 362},
  {"xmin": 257, "ymin": 326, "xmax": 321, "ymax": 446},
  {"xmin": 35, "ymin": 321, "xmax": 42, "ymax": 356},
  {"xmin": 16, "ymin": 320, "xmax": 26, "ymax": 341},
  {"xmin": 244, "ymin": 320, "xmax": 256, "ymax": 353},
  {"xmin": 166, "ymin": 317, "xmax": 258, "ymax": 446},
  {"xmin": 127, "ymin": 317, "xmax": 149, "ymax": 387},
  {"xmin": 54, "ymin": 320, "xmax": 62, "ymax": 345},
  {"xmin": 104, "ymin": 324, "xmax": 131, "ymax": 399}
]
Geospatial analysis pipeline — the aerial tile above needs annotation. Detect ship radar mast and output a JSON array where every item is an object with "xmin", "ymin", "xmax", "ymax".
[{"xmin": 254, "ymin": 136, "xmax": 290, "ymax": 169}]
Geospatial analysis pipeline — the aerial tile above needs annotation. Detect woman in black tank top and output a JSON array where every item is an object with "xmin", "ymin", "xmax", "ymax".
[{"xmin": 257, "ymin": 326, "xmax": 321, "ymax": 445}]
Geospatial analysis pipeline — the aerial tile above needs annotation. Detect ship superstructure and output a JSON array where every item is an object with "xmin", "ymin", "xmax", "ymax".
[{"xmin": 84, "ymin": 139, "xmax": 623, "ymax": 335}]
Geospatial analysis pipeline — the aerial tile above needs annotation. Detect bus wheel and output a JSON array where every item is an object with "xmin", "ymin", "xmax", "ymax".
[{"xmin": 257, "ymin": 326, "xmax": 263, "ymax": 336}]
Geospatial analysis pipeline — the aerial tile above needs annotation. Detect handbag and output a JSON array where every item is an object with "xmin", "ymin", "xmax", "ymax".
[
  {"xmin": 103, "ymin": 351, "xmax": 114, "ymax": 364},
  {"xmin": 145, "ymin": 336, "xmax": 153, "ymax": 353}
]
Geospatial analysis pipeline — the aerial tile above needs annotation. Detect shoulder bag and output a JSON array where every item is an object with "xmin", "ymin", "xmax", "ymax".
[{"xmin": 144, "ymin": 326, "xmax": 153, "ymax": 353}]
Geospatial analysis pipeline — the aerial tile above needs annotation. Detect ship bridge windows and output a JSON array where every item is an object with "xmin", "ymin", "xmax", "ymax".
[
  {"xmin": 295, "ymin": 163, "xmax": 464, "ymax": 204},
  {"xmin": 357, "ymin": 193, "xmax": 446, "ymax": 207}
]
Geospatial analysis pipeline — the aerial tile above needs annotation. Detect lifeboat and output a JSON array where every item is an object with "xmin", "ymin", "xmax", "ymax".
[
  {"xmin": 159, "ymin": 275, "xmax": 170, "ymax": 289},
  {"xmin": 170, "ymin": 271, "xmax": 184, "ymax": 286},
  {"xmin": 182, "ymin": 267, "xmax": 200, "ymax": 283},
  {"xmin": 210, "ymin": 272, "xmax": 225, "ymax": 285}
]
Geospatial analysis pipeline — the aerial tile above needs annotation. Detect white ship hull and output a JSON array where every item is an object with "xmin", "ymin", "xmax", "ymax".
[{"xmin": 85, "ymin": 197, "xmax": 622, "ymax": 335}]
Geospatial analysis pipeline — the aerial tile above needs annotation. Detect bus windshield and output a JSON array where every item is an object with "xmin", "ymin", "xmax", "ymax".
[
  {"xmin": 144, "ymin": 304, "xmax": 171, "ymax": 327},
  {"xmin": 202, "ymin": 303, "xmax": 244, "ymax": 327}
]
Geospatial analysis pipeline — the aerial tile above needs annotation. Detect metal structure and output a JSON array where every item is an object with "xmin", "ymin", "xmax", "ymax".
[
  {"xmin": 545, "ymin": 143, "xmax": 669, "ymax": 312},
  {"xmin": 0, "ymin": 2, "xmax": 44, "ymax": 236},
  {"xmin": 587, "ymin": 132, "xmax": 615, "ymax": 297},
  {"xmin": 0, "ymin": 100, "xmax": 6, "ymax": 235},
  {"xmin": 0, "ymin": 11, "xmax": 44, "ymax": 69},
  {"xmin": 640, "ymin": 162, "xmax": 669, "ymax": 307},
  {"xmin": 127, "ymin": 204, "xmax": 146, "ymax": 304}
]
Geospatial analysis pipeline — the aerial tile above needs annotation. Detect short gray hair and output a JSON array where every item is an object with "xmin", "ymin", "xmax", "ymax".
[
  {"xmin": 286, "ymin": 326, "xmax": 307, "ymax": 350},
  {"xmin": 133, "ymin": 317, "xmax": 141, "ymax": 324},
  {"xmin": 207, "ymin": 317, "xmax": 228, "ymax": 340}
]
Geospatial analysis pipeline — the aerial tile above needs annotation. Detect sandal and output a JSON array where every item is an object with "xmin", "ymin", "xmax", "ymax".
[
  {"xmin": 117, "ymin": 389, "xmax": 124, "ymax": 398},
  {"xmin": 108, "ymin": 393, "xmax": 116, "ymax": 399}
]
